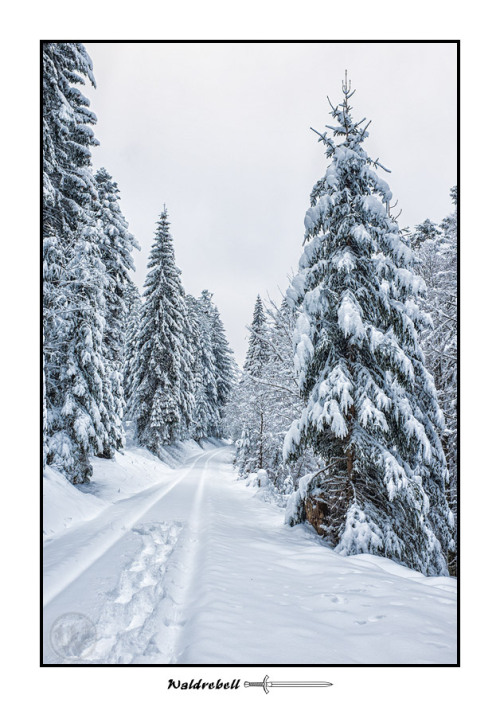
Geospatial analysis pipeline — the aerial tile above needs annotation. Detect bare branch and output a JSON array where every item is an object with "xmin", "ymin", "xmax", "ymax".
[
  {"xmin": 359, "ymin": 119, "xmax": 372, "ymax": 139},
  {"xmin": 245, "ymin": 322, "xmax": 288, "ymax": 367},
  {"xmin": 307, "ymin": 458, "xmax": 346, "ymax": 482},
  {"xmin": 310, "ymin": 127, "xmax": 335, "ymax": 149},
  {"xmin": 246, "ymin": 373, "xmax": 297, "ymax": 397},
  {"xmin": 370, "ymin": 157, "xmax": 391, "ymax": 173}
]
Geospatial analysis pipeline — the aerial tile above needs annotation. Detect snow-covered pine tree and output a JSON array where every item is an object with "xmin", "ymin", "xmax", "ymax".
[
  {"xmin": 235, "ymin": 295, "xmax": 272, "ymax": 473},
  {"xmin": 43, "ymin": 42, "xmax": 110, "ymax": 483},
  {"xmin": 43, "ymin": 42, "xmax": 99, "ymax": 236},
  {"xmin": 284, "ymin": 74, "xmax": 453, "ymax": 576},
  {"xmin": 46, "ymin": 224, "xmax": 111, "ymax": 482},
  {"xmin": 224, "ymin": 370, "xmax": 246, "ymax": 447},
  {"xmin": 94, "ymin": 168, "xmax": 139, "ymax": 457},
  {"xmin": 122, "ymin": 282, "xmax": 142, "ymax": 412},
  {"xmin": 410, "ymin": 189, "xmax": 458, "ymax": 574},
  {"xmin": 408, "ymin": 218, "xmax": 442, "ymax": 250},
  {"xmin": 187, "ymin": 291, "xmax": 235, "ymax": 440},
  {"xmin": 228, "ymin": 295, "xmax": 320, "ymax": 494},
  {"xmin": 243, "ymin": 295, "xmax": 269, "ymax": 377},
  {"xmin": 439, "ymin": 189, "xmax": 458, "ymax": 534},
  {"xmin": 128, "ymin": 208, "xmax": 194, "ymax": 454},
  {"xmin": 202, "ymin": 291, "xmax": 236, "ymax": 436},
  {"xmin": 186, "ymin": 293, "xmax": 218, "ymax": 441},
  {"xmin": 260, "ymin": 297, "xmax": 321, "ymax": 493}
]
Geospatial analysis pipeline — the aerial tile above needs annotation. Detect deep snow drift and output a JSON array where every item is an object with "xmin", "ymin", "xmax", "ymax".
[{"xmin": 43, "ymin": 442, "xmax": 456, "ymax": 665}]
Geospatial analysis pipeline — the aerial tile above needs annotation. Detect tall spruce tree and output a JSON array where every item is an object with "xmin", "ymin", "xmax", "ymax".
[
  {"xmin": 129, "ymin": 208, "xmax": 194, "ymax": 454},
  {"xmin": 43, "ymin": 42, "xmax": 111, "ymax": 483},
  {"xmin": 235, "ymin": 295, "xmax": 271, "ymax": 472},
  {"xmin": 284, "ymin": 75, "xmax": 453, "ymax": 575},
  {"xmin": 243, "ymin": 295, "xmax": 270, "ymax": 376},
  {"xmin": 94, "ymin": 168, "xmax": 139, "ymax": 456},
  {"xmin": 201, "ymin": 291, "xmax": 236, "ymax": 435},
  {"xmin": 43, "ymin": 42, "xmax": 99, "ymax": 235},
  {"xmin": 186, "ymin": 294, "xmax": 218, "ymax": 441}
]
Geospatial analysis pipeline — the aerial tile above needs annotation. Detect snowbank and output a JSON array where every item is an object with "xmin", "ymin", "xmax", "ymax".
[
  {"xmin": 241, "ymin": 469, "xmax": 290, "ymax": 509},
  {"xmin": 43, "ymin": 439, "xmax": 222, "ymax": 540},
  {"xmin": 43, "ymin": 464, "xmax": 106, "ymax": 539}
]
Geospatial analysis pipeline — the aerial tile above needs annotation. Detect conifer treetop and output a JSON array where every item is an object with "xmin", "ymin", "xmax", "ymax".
[{"xmin": 244, "ymin": 294, "xmax": 270, "ymax": 376}]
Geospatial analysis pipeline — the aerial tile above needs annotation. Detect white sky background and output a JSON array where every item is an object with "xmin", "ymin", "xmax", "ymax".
[{"xmin": 86, "ymin": 41, "xmax": 457, "ymax": 366}]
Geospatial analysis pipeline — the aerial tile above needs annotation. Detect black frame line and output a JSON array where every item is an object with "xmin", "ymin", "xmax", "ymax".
[{"xmin": 40, "ymin": 38, "xmax": 460, "ymax": 669}]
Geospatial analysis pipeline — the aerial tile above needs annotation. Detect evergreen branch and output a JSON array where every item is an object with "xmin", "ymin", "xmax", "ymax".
[{"xmin": 310, "ymin": 126, "xmax": 335, "ymax": 149}]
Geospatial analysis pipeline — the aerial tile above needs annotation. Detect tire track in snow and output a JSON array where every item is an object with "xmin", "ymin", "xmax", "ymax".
[
  {"xmin": 76, "ymin": 447, "xmax": 222, "ymax": 664},
  {"xmin": 43, "ymin": 449, "xmax": 216, "ymax": 607},
  {"xmin": 154, "ymin": 447, "xmax": 225, "ymax": 663}
]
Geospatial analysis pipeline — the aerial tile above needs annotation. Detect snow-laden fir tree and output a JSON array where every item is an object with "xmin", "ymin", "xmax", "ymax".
[
  {"xmin": 122, "ymin": 282, "xmax": 142, "ymax": 410},
  {"xmin": 129, "ymin": 208, "xmax": 194, "ymax": 454},
  {"xmin": 234, "ymin": 295, "xmax": 271, "ymax": 472},
  {"xmin": 202, "ymin": 291, "xmax": 236, "ymax": 434},
  {"xmin": 43, "ymin": 42, "xmax": 99, "ymax": 234},
  {"xmin": 43, "ymin": 42, "xmax": 111, "ymax": 482},
  {"xmin": 284, "ymin": 74, "xmax": 453, "ymax": 575},
  {"xmin": 46, "ymin": 224, "xmax": 111, "ymax": 482},
  {"xmin": 439, "ymin": 189, "xmax": 458, "ymax": 527},
  {"xmin": 409, "ymin": 218, "xmax": 442, "ymax": 250},
  {"xmin": 243, "ymin": 295, "xmax": 270, "ymax": 377},
  {"xmin": 263, "ymin": 298, "xmax": 321, "ymax": 492},
  {"xmin": 187, "ymin": 293, "xmax": 219, "ymax": 441},
  {"xmin": 94, "ymin": 168, "xmax": 139, "ymax": 457},
  {"xmin": 188, "ymin": 291, "xmax": 236, "ymax": 440},
  {"xmin": 410, "ymin": 189, "xmax": 457, "ymax": 574}
]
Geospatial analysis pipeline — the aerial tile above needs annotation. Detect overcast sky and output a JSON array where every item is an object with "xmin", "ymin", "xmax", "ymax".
[{"xmin": 86, "ymin": 41, "xmax": 457, "ymax": 365}]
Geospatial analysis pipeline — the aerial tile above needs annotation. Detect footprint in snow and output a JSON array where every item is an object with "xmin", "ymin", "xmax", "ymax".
[
  {"xmin": 321, "ymin": 593, "xmax": 347, "ymax": 604},
  {"xmin": 83, "ymin": 520, "xmax": 183, "ymax": 664},
  {"xmin": 355, "ymin": 615, "xmax": 386, "ymax": 625}
]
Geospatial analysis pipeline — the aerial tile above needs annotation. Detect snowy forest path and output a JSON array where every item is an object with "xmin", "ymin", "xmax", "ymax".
[
  {"xmin": 43, "ymin": 444, "xmax": 457, "ymax": 665},
  {"xmin": 43, "ymin": 447, "xmax": 220, "ymax": 607}
]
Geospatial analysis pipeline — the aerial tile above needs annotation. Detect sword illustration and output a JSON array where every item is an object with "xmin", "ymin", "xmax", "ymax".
[{"xmin": 244, "ymin": 674, "xmax": 333, "ymax": 694}]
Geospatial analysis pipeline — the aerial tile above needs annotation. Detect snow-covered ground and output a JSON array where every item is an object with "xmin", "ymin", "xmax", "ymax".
[{"xmin": 43, "ymin": 442, "xmax": 457, "ymax": 665}]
